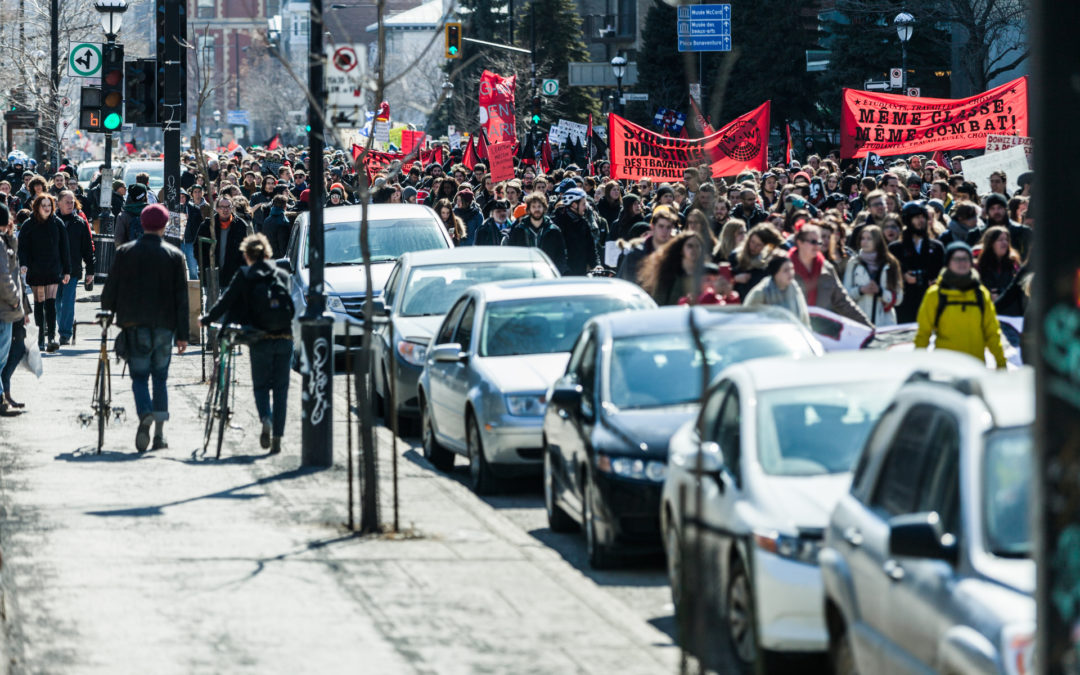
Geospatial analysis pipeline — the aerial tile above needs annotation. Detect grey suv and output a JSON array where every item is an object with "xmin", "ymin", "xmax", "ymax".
[{"xmin": 821, "ymin": 368, "xmax": 1035, "ymax": 675}]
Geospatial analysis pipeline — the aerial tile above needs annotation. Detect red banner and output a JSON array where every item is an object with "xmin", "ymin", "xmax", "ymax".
[
  {"xmin": 360, "ymin": 150, "xmax": 413, "ymax": 182},
  {"xmin": 401, "ymin": 129, "xmax": 425, "ymax": 155},
  {"xmin": 840, "ymin": 76, "xmax": 1028, "ymax": 158},
  {"xmin": 608, "ymin": 102, "xmax": 770, "ymax": 181},
  {"xmin": 479, "ymin": 70, "xmax": 517, "ymax": 144},
  {"xmin": 488, "ymin": 141, "xmax": 515, "ymax": 182}
]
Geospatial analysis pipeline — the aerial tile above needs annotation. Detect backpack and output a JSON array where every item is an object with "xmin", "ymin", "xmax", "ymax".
[
  {"xmin": 934, "ymin": 285, "xmax": 984, "ymax": 328},
  {"xmin": 248, "ymin": 267, "xmax": 294, "ymax": 332},
  {"xmin": 128, "ymin": 211, "xmax": 144, "ymax": 242}
]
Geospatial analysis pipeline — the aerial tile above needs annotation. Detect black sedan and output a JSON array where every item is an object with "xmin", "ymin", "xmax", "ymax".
[{"xmin": 542, "ymin": 305, "xmax": 824, "ymax": 569}]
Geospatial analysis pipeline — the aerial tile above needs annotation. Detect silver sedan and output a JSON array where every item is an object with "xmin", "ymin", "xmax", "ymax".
[{"xmin": 418, "ymin": 278, "xmax": 656, "ymax": 494}]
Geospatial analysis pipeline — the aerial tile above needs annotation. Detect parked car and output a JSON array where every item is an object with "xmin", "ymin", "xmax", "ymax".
[
  {"xmin": 122, "ymin": 160, "xmax": 164, "ymax": 192},
  {"xmin": 371, "ymin": 246, "xmax": 559, "ymax": 422},
  {"xmin": 77, "ymin": 161, "xmax": 106, "ymax": 192},
  {"xmin": 660, "ymin": 350, "xmax": 987, "ymax": 673},
  {"xmin": 543, "ymin": 305, "xmax": 824, "ymax": 569},
  {"xmin": 418, "ymin": 278, "xmax": 655, "ymax": 494},
  {"xmin": 281, "ymin": 204, "xmax": 454, "ymax": 357},
  {"xmin": 822, "ymin": 367, "xmax": 1034, "ymax": 675}
]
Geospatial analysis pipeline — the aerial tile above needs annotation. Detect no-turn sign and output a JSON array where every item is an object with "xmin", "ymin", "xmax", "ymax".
[
  {"xmin": 333, "ymin": 46, "xmax": 358, "ymax": 72},
  {"xmin": 68, "ymin": 43, "xmax": 102, "ymax": 78},
  {"xmin": 541, "ymin": 79, "xmax": 559, "ymax": 97}
]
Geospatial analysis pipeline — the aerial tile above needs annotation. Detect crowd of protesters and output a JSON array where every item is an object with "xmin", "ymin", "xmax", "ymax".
[{"xmin": 0, "ymin": 139, "xmax": 1030, "ymax": 431}]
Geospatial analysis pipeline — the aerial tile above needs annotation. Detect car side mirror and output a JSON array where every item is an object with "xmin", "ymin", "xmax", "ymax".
[
  {"xmin": 549, "ymin": 383, "xmax": 583, "ymax": 410},
  {"xmin": 430, "ymin": 343, "xmax": 466, "ymax": 363},
  {"xmin": 889, "ymin": 512, "xmax": 958, "ymax": 564},
  {"xmin": 275, "ymin": 258, "xmax": 294, "ymax": 274},
  {"xmin": 371, "ymin": 298, "xmax": 390, "ymax": 316},
  {"xmin": 674, "ymin": 441, "xmax": 724, "ymax": 475}
]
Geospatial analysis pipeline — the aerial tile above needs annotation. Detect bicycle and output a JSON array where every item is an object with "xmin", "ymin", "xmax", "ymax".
[
  {"xmin": 199, "ymin": 323, "xmax": 260, "ymax": 459},
  {"xmin": 76, "ymin": 311, "xmax": 125, "ymax": 453}
]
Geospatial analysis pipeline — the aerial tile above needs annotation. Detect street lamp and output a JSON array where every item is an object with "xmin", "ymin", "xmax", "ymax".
[
  {"xmin": 894, "ymin": 12, "xmax": 914, "ymax": 91},
  {"xmin": 94, "ymin": 0, "xmax": 127, "ymax": 40},
  {"xmin": 610, "ymin": 54, "xmax": 627, "ymax": 116}
]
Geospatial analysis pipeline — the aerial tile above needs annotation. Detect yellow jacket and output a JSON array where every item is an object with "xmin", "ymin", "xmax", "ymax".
[{"xmin": 914, "ymin": 279, "xmax": 1007, "ymax": 369}]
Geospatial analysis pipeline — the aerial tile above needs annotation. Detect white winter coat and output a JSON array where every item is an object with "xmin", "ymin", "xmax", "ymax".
[{"xmin": 843, "ymin": 259, "xmax": 902, "ymax": 327}]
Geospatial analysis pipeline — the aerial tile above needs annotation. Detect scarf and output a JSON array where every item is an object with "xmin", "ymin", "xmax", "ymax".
[
  {"xmin": 858, "ymin": 250, "xmax": 880, "ymax": 276},
  {"xmin": 789, "ymin": 249, "xmax": 824, "ymax": 306},
  {"xmin": 939, "ymin": 268, "xmax": 981, "ymax": 291},
  {"xmin": 123, "ymin": 202, "xmax": 147, "ymax": 218},
  {"xmin": 758, "ymin": 276, "xmax": 811, "ymax": 327},
  {"xmin": 219, "ymin": 215, "xmax": 233, "ymax": 231}
]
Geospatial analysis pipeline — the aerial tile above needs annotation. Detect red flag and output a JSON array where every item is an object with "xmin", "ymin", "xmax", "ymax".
[
  {"xmin": 462, "ymin": 135, "xmax": 478, "ymax": 170},
  {"xmin": 690, "ymin": 98, "xmax": 715, "ymax": 136},
  {"xmin": 124, "ymin": 139, "xmax": 137, "ymax": 155},
  {"xmin": 608, "ymin": 101, "xmax": 770, "ymax": 181},
  {"xmin": 785, "ymin": 123, "xmax": 793, "ymax": 165},
  {"xmin": 265, "ymin": 134, "xmax": 281, "ymax": 150},
  {"xmin": 840, "ymin": 76, "xmax": 1028, "ymax": 158},
  {"xmin": 540, "ymin": 137, "xmax": 553, "ymax": 174},
  {"xmin": 476, "ymin": 129, "xmax": 489, "ymax": 161},
  {"xmin": 227, "ymin": 140, "xmax": 239, "ymax": 153},
  {"xmin": 931, "ymin": 150, "xmax": 947, "ymax": 168},
  {"xmin": 352, "ymin": 143, "xmax": 364, "ymax": 162},
  {"xmin": 375, "ymin": 100, "xmax": 390, "ymax": 120},
  {"xmin": 478, "ymin": 70, "xmax": 517, "ymax": 143}
]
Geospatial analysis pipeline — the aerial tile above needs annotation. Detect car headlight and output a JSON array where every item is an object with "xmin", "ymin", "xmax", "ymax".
[
  {"xmin": 326, "ymin": 295, "xmax": 346, "ymax": 312},
  {"xmin": 1001, "ymin": 622, "xmax": 1035, "ymax": 675},
  {"xmin": 397, "ymin": 339, "xmax": 428, "ymax": 366},
  {"xmin": 753, "ymin": 529, "xmax": 822, "ymax": 565},
  {"xmin": 505, "ymin": 394, "xmax": 546, "ymax": 416},
  {"xmin": 596, "ymin": 453, "xmax": 667, "ymax": 482}
]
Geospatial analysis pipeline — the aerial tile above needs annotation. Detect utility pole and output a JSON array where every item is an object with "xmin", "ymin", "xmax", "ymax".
[
  {"xmin": 160, "ymin": 0, "xmax": 185, "ymax": 214},
  {"xmin": 300, "ymin": 0, "xmax": 334, "ymax": 468},
  {"xmin": 1033, "ymin": 0, "xmax": 1080, "ymax": 672},
  {"xmin": 50, "ymin": 0, "xmax": 59, "ymax": 170}
]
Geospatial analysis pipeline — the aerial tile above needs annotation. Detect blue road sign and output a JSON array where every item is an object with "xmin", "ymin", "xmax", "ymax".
[
  {"xmin": 677, "ymin": 19, "xmax": 731, "ymax": 35},
  {"xmin": 678, "ymin": 35, "xmax": 732, "ymax": 52},
  {"xmin": 677, "ymin": 4, "xmax": 731, "ymax": 21}
]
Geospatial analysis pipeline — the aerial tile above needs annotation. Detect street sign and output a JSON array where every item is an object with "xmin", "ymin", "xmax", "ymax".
[
  {"xmin": 676, "ymin": 3, "xmax": 731, "ymax": 51},
  {"xmin": 226, "ymin": 110, "xmax": 250, "ymax": 126},
  {"xmin": 864, "ymin": 80, "xmax": 891, "ymax": 91},
  {"xmin": 68, "ymin": 42, "xmax": 102, "ymax": 78},
  {"xmin": 907, "ymin": 87, "xmax": 921, "ymax": 97},
  {"xmin": 890, "ymin": 68, "xmax": 903, "ymax": 88},
  {"xmin": 541, "ymin": 79, "xmax": 559, "ymax": 96},
  {"xmin": 621, "ymin": 92, "xmax": 649, "ymax": 102},
  {"xmin": 325, "ymin": 44, "xmax": 367, "ymax": 108}
]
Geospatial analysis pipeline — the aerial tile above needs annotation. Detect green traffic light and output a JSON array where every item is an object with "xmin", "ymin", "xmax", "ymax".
[
  {"xmin": 103, "ymin": 112, "xmax": 122, "ymax": 130},
  {"xmin": 305, "ymin": 124, "xmax": 312, "ymax": 133},
  {"xmin": 448, "ymin": 46, "xmax": 458, "ymax": 55},
  {"xmin": 532, "ymin": 114, "xmax": 540, "ymax": 124}
]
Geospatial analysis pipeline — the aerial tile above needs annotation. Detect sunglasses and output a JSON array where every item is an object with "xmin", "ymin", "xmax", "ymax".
[{"xmin": 801, "ymin": 239, "xmax": 823, "ymax": 246}]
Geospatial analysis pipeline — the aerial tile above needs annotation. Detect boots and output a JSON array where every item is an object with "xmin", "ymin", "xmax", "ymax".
[
  {"xmin": 135, "ymin": 414, "xmax": 153, "ymax": 453},
  {"xmin": 152, "ymin": 419, "xmax": 168, "ymax": 450},
  {"xmin": 260, "ymin": 417, "xmax": 272, "ymax": 450},
  {"xmin": 33, "ymin": 302, "xmax": 44, "ymax": 350},
  {"xmin": 270, "ymin": 437, "xmax": 282, "ymax": 455},
  {"xmin": 44, "ymin": 299, "xmax": 58, "ymax": 352}
]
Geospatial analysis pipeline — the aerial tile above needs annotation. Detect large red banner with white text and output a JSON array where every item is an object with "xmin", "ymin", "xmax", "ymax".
[
  {"xmin": 608, "ymin": 102, "xmax": 770, "ymax": 181},
  {"xmin": 840, "ymin": 76, "xmax": 1028, "ymax": 158},
  {"xmin": 479, "ymin": 70, "xmax": 517, "ymax": 144}
]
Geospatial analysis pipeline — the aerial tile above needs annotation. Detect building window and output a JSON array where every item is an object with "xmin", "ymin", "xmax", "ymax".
[
  {"xmin": 617, "ymin": 0, "xmax": 635, "ymax": 37},
  {"xmin": 199, "ymin": 34, "xmax": 215, "ymax": 72},
  {"xmin": 197, "ymin": 0, "xmax": 214, "ymax": 19},
  {"xmin": 266, "ymin": 0, "xmax": 280, "ymax": 18}
]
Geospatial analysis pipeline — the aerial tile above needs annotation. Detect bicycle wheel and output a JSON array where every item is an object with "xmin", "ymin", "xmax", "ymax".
[
  {"xmin": 202, "ymin": 360, "xmax": 221, "ymax": 455},
  {"xmin": 215, "ymin": 351, "xmax": 232, "ymax": 459},
  {"xmin": 95, "ymin": 359, "xmax": 107, "ymax": 454}
]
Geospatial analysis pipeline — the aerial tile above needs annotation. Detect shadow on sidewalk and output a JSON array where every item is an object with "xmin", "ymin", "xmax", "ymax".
[
  {"xmin": 83, "ymin": 465, "xmax": 325, "ymax": 518},
  {"xmin": 56, "ymin": 448, "xmax": 152, "ymax": 462}
]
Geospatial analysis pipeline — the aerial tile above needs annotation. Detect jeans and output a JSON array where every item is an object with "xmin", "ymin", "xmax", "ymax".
[
  {"xmin": 181, "ymin": 242, "xmax": 199, "ymax": 281},
  {"xmin": 0, "ymin": 321, "xmax": 11, "ymax": 397},
  {"xmin": 56, "ymin": 276, "xmax": 78, "ymax": 339},
  {"xmin": 250, "ymin": 338, "xmax": 291, "ymax": 437},
  {"xmin": 1, "ymin": 322, "xmax": 23, "ymax": 398},
  {"xmin": 126, "ymin": 326, "xmax": 174, "ymax": 421}
]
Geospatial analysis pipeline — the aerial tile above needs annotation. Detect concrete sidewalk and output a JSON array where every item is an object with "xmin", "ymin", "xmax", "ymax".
[{"xmin": 0, "ymin": 297, "xmax": 678, "ymax": 674}]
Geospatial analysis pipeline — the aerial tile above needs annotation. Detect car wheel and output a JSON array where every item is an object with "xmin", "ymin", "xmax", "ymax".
[
  {"xmin": 421, "ymin": 398, "xmax": 454, "ymax": 472},
  {"xmin": 544, "ymin": 447, "xmax": 578, "ymax": 533},
  {"xmin": 830, "ymin": 625, "xmax": 858, "ymax": 675},
  {"xmin": 467, "ymin": 415, "xmax": 496, "ymax": 495},
  {"xmin": 726, "ymin": 557, "xmax": 759, "ymax": 670},
  {"xmin": 583, "ymin": 476, "xmax": 616, "ymax": 569}
]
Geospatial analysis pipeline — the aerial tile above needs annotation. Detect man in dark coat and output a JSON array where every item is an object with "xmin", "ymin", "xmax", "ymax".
[
  {"xmin": 101, "ymin": 203, "xmax": 189, "ymax": 452},
  {"xmin": 198, "ymin": 196, "xmax": 252, "ymax": 295},
  {"xmin": 889, "ymin": 201, "xmax": 945, "ymax": 323},
  {"xmin": 507, "ymin": 192, "xmax": 568, "ymax": 274},
  {"xmin": 553, "ymin": 189, "xmax": 600, "ymax": 276}
]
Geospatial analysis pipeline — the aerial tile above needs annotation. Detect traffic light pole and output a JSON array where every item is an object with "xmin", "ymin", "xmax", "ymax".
[
  {"xmin": 300, "ymin": 0, "xmax": 333, "ymax": 468},
  {"xmin": 161, "ymin": 0, "xmax": 183, "ymax": 214}
]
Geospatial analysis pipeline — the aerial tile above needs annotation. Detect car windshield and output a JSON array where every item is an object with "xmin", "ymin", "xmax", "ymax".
[
  {"xmin": 983, "ymin": 426, "xmax": 1032, "ymax": 558},
  {"xmin": 308, "ymin": 219, "xmax": 448, "ymax": 267},
  {"xmin": 400, "ymin": 262, "xmax": 555, "ymax": 317},
  {"xmin": 480, "ymin": 295, "xmax": 648, "ymax": 357},
  {"xmin": 607, "ymin": 327, "xmax": 815, "ymax": 409},
  {"xmin": 756, "ymin": 382, "xmax": 893, "ymax": 476},
  {"xmin": 125, "ymin": 166, "xmax": 164, "ymax": 189},
  {"xmin": 78, "ymin": 165, "xmax": 99, "ymax": 182}
]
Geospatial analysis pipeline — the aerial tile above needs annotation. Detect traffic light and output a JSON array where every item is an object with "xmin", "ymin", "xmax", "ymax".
[
  {"xmin": 124, "ymin": 59, "xmax": 158, "ymax": 125},
  {"xmin": 100, "ymin": 43, "xmax": 124, "ymax": 131},
  {"xmin": 445, "ymin": 22, "xmax": 461, "ymax": 59},
  {"xmin": 531, "ymin": 96, "xmax": 541, "ymax": 124},
  {"xmin": 79, "ymin": 86, "xmax": 103, "ymax": 131}
]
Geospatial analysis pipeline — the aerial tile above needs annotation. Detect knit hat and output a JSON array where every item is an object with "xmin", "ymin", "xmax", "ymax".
[
  {"xmin": 985, "ymin": 192, "xmax": 1008, "ymax": 210},
  {"xmin": 128, "ymin": 183, "xmax": 148, "ymax": 202},
  {"xmin": 792, "ymin": 171, "xmax": 812, "ymax": 185},
  {"xmin": 489, "ymin": 199, "xmax": 510, "ymax": 212},
  {"xmin": 457, "ymin": 186, "xmax": 474, "ymax": 198},
  {"xmin": 140, "ymin": 203, "xmax": 170, "ymax": 232},
  {"xmin": 402, "ymin": 186, "xmax": 417, "ymax": 201},
  {"xmin": 654, "ymin": 185, "xmax": 674, "ymax": 201},
  {"xmin": 945, "ymin": 240, "xmax": 973, "ymax": 263},
  {"xmin": 299, "ymin": 189, "xmax": 310, "ymax": 203}
]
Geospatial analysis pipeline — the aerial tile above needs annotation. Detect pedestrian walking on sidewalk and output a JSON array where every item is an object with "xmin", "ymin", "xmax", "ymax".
[
  {"xmin": 0, "ymin": 203, "xmax": 27, "ymax": 416},
  {"xmin": 202, "ymin": 233, "xmax": 294, "ymax": 455},
  {"xmin": 101, "ymin": 203, "xmax": 190, "ymax": 452},
  {"xmin": 17, "ymin": 193, "xmax": 70, "ymax": 353},
  {"xmin": 55, "ymin": 190, "xmax": 95, "ymax": 345}
]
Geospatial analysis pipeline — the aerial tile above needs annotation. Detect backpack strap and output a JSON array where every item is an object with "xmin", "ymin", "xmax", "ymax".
[
  {"xmin": 933, "ymin": 289, "xmax": 949, "ymax": 329},
  {"xmin": 933, "ymin": 286, "xmax": 985, "ymax": 329}
]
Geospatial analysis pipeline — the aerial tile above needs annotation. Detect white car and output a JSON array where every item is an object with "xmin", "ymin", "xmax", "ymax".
[
  {"xmin": 659, "ymin": 350, "xmax": 987, "ymax": 673},
  {"xmin": 122, "ymin": 160, "xmax": 165, "ymax": 192},
  {"xmin": 77, "ymin": 161, "xmax": 105, "ymax": 192}
]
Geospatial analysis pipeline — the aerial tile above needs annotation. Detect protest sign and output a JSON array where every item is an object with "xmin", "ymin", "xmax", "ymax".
[
  {"xmin": 608, "ymin": 101, "xmax": 770, "ymax": 181},
  {"xmin": 985, "ymin": 134, "xmax": 1033, "ymax": 167},
  {"xmin": 487, "ymin": 141, "xmax": 516, "ymax": 182},
  {"xmin": 479, "ymin": 70, "xmax": 517, "ymax": 143},
  {"xmin": 840, "ymin": 76, "xmax": 1028, "ymax": 158},
  {"xmin": 960, "ymin": 145, "xmax": 1028, "ymax": 195}
]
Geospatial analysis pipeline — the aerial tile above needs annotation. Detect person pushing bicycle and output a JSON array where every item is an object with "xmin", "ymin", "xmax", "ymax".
[
  {"xmin": 101, "ymin": 203, "xmax": 190, "ymax": 452},
  {"xmin": 202, "ymin": 233, "xmax": 294, "ymax": 455}
]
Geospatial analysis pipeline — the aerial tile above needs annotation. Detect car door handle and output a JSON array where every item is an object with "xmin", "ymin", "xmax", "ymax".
[
  {"xmin": 842, "ymin": 526, "xmax": 863, "ymax": 548},
  {"xmin": 883, "ymin": 559, "xmax": 905, "ymax": 582}
]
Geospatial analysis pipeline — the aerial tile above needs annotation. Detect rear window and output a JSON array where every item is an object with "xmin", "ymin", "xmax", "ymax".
[
  {"xmin": 480, "ymin": 295, "xmax": 649, "ymax": 357},
  {"xmin": 400, "ymin": 262, "xmax": 555, "ymax": 317},
  {"xmin": 313, "ymin": 218, "xmax": 449, "ymax": 267}
]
